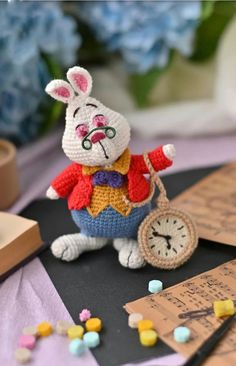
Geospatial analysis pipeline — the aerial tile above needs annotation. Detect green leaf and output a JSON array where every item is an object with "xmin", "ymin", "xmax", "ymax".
[
  {"xmin": 191, "ymin": 1, "xmax": 236, "ymax": 61},
  {"xmin": 129, "ymin": 67, "xmax": 163, "ymax": 107},
  {"xmin": 39, "ymin": 55, "xmax": 64, "ymax": 135},
  {"xmin": 129, "ymin": 51, "xmax": 174, "ymax": 108},
  {"xmin": 201, "ymin": 1, "xmax": 215, "ymax": 21}
]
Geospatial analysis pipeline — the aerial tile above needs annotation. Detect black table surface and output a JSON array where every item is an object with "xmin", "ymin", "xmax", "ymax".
[{"xmin": 21, "ymin": 165, "xmax": 236, "ymax": 366}]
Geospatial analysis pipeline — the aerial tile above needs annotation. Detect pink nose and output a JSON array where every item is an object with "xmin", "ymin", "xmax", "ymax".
[{"xmin": 91, "ymin": 132, "xmax": 106, "ymax": 144}]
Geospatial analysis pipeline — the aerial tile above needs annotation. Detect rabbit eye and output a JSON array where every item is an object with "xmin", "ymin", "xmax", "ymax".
[
  {"xmin": 75, "ymin": 124, "xmax": 88, "ymax": 138},
  {"xmin": 73, "ymin": 107, "xmax": 80, "ymax": 118},
  {"xmin": 93, "ymin": 114, "xmax": 108, "ymax": 127}
]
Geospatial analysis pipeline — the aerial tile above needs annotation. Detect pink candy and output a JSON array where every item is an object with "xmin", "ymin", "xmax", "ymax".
[
  {"xmin": 18, "ymin": 335, "xmax": 36, "ymax": 350},
  {"xmin": 79, "ymin": 309, "xmax": 91, "ymax": 322}
]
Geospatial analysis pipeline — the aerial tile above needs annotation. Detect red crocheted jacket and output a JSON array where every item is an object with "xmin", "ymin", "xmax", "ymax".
[{"xmin": 51, "ymin": 146, "xmax": 172, "ymax": 210}]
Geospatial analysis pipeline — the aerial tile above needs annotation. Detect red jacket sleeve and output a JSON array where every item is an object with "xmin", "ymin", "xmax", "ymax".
[
  {"xmin": 51, "ymin": 163, "xmax": 80, "ymax": 198},
  {"xmin": 130, "ymin": 146, "xmax": 172, "ymax": 174}
]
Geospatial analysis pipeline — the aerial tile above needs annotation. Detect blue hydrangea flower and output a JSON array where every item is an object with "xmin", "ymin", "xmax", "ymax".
[
  {"xmin": 0, "ymin": 2, "xmax": 80, "ymax": 144},
  {"xmin": 79, "ymin": 1, "xmax": 201, "ymax": 73}
]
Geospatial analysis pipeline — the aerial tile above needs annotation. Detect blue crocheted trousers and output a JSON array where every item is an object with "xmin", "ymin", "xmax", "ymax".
[{"xmin": 71, "ymin": 204, "xmax": 151, "ymax": 238}]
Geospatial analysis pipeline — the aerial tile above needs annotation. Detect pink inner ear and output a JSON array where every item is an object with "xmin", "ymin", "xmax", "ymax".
[
  {"xmin": 56, "ymin": 86, "xmax": 70, "ymax": 98},
  {"xmin": 73, "ymin": 73, "xmax": 88, "ymax": 93}
]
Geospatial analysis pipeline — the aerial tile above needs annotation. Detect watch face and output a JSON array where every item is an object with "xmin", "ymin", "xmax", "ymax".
[
  {"xmin": 138, "ymin": 208, "xmax": 198, "ymax": 269},
  {"xmin": 147, "ymin": 216, "xmax": 188, "ymax": 259}
]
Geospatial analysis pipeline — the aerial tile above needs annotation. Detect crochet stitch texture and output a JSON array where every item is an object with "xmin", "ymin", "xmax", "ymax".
[
  {"xmin": 51, "ymin": 147, "xmax": 172, "ymax": 212},
  {"xmin": 45, "ymin": 66, "xmax": 175, "ymax": 268}
]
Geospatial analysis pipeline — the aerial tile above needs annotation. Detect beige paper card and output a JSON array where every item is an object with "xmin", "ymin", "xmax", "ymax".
[
  {"xmin": 125, "ymin": 260, "xmax": 236, "ymax": 366},
  {"xmin": 172, "ymin": 162, "xmax": 236, "ymax": 246}
]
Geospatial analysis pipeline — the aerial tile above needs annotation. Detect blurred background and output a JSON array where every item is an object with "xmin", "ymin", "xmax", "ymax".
[
  {"xmin": 2, "ymin": 0, "xmax": 236, "ymax": 143},
  {"xmin": 1, "ymin": 0, "xmax": 236, "ymax": 211}
]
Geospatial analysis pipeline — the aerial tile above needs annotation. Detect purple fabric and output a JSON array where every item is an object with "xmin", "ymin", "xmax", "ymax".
[
  {"xmin": 0, "ymin": 259, "xmax": 98, "ymax": 366},
  {"xmin": 93, "ymin": 170, "xmax": 124, "ymax": 187}
]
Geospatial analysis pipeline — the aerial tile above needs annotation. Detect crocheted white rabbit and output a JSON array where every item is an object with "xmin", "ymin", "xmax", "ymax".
[{"xmin": 46, "ymin": 66, "xmax": 175, "ymax": 269}]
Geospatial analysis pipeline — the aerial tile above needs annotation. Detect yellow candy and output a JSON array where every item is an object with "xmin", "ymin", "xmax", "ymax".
[
  {"xmin": 85, "ymin": 318, "xmax": 102, "ymax": 332},
  {"xmin": 67, "ymin": 325, "xmax": 84, "ymax": 339},
  {"xmin": 213, "ymin": 299, "xmax": 235, "ymax": 318},
  {"xmin": 138, "ymin": 319, "xmax": 154, "ymax": 333},
  {"xmin": 139, "ymin": 330, "xmax": 158, "ymax": 347},
  {"xmin": 37, "ymin": 322, "xmax": 53, "ymax": 337}
]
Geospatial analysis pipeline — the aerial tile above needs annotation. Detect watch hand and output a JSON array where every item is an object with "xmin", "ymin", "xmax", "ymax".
[
  {"xmin": 166, "ymin": 237, "xmax": 172, "ymax": 250},
  {"xmin": 152, "ymin": 230, "xmax": 172, "ymax": 250},
  {"xmin": 153, "ymin": 231, "xmax": 172, "ymax": 241}
]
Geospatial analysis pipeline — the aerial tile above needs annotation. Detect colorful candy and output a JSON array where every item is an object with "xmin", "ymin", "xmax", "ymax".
[
  {"xmin": 67, "ymin": 325, "xmax": 84, "ymax": 340},
  {"xmin": 173, "ymin": 326, "xmax": 191, "ymax": 343},
  {"xmin": 15, "ymin": 316, "xmax": 106, "ymax": 363},
  {"xmin": 128, "ymin": 313, "xmax": 143, "ymax": 329},
  {"xmin": 139, "ymin": 330, "xmax": 158, "ymax": 347},
  {"xmin": 83, "ymin": 331, "xmax": 100, "ymax": 348},
  {"xmin": 85, "ymin": 318, "xmax": 102, "ymax": 332},
  {"xmin": 18, "ymin": 335, "xmax": 36, "ymax": 350},
  {"xmin": 37, "ymin": 322, "xmax": 53, "ymax": 337},
  {"xmin": 148, "ymin": 280, "xmax": 163, "ymax": 294},
  {"xmin": 15, "ymin": 348, "xmax": 32, "ymax": 364},
  {"xmin": 22, "ymin": 326, "xmax": 38, "ymax": 337},
  {"xmin": 213, "ymin": 299, "xmax": 235, "ymax": 318},
  {"xmin": 69, "ymin": 339, "xmax": 86, "ymax": 356},
  {"xmin": 138, "ymin": 319, "xmax": 154, "ymax": 333},
  {"xmin": 79, "ymin": 309, "xmax": 91, "ymax": 322},
  {"xmin": 56, "ymin": 320, "xmax": 72, "ymax": 335}
]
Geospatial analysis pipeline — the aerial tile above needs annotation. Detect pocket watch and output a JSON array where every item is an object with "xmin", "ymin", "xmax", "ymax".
[
  {"xmin": 138, "ymin": 206, "xmax": 198, "ymax": 270},
  {"xmin": 137, "ymin": 153, "xmax": 198, "ymax": 270}
]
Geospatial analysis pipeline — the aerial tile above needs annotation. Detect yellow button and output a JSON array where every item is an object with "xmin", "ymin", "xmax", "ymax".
[
  {"xmin": 85, "ymin": 318, "xmax": 102, "ymax": 332},
  {"xmin": 140, "ymin": 330, "xmax": 158, "ymax": 347},
  {"xmin": 67, "ymin": 325, "xmax": 84, "ymax": 339},
  {"xmin": 37, "ymin": 322, "xmax": 53, "ymax": 337},
  {"xmin": 213, "ymin": 299, "xmax": 235, "ymax": 318},
  {"xmin": 138, "ymin": 319, "xmax": 154, "ymax": 333}
]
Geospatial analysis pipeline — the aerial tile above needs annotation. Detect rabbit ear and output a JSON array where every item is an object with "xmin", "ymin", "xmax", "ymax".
[
  {"xmin": 67, "ymin": 66, "xmax": 92, "ymax": 97},
  {"xmin": 45, "ymin": 80, "xmax": 74, "ymax": 103}
]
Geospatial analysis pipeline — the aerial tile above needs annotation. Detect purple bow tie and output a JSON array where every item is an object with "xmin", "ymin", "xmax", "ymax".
[{"xmin": 92, "ymin": 170, "xmax": 124, "ymax": 188}]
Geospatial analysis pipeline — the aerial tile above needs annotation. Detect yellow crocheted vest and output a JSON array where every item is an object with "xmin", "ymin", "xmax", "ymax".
[{"xmin": 82, "ymin": 149, "xmax": 132, "ymax": 217}]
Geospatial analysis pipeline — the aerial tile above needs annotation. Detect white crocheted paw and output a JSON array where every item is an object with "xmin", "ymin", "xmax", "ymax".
[
  {"xmin": 114, "ymin": 239, "xmax": 146, "ymax": 269},
  {"xmin": 51, "ymin": 234, "xmax": 108, "ymax": 262},
  {"xmin": 163, "ymin": 144, "xmax": 176, "ymax": 161},
  {"xmin": 113, "ymin": 238, "xmax": 127, "ymax": 251},
  {"xmin": 46, "ymin": 186, "xmax": 59, "ymax": 200},
  {"xmin": 51, "ymin": 235, "xmax": 80, "ymax": 262}
]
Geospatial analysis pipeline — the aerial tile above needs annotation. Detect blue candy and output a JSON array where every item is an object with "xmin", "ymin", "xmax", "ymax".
[
  {"xmin": 83, "ymin": 331, "xmax": 100, "ymax": 348},
  {"xmin": 173, "ymin": 327, "xmax": 191, "ymax": 343},
  {"xmin": 69, "ymin": 339, "xmax": 86, "ymax": 356},
  {"xmin": 148, "ymin": 280, "xmax": 163, "ymax": 294}
]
